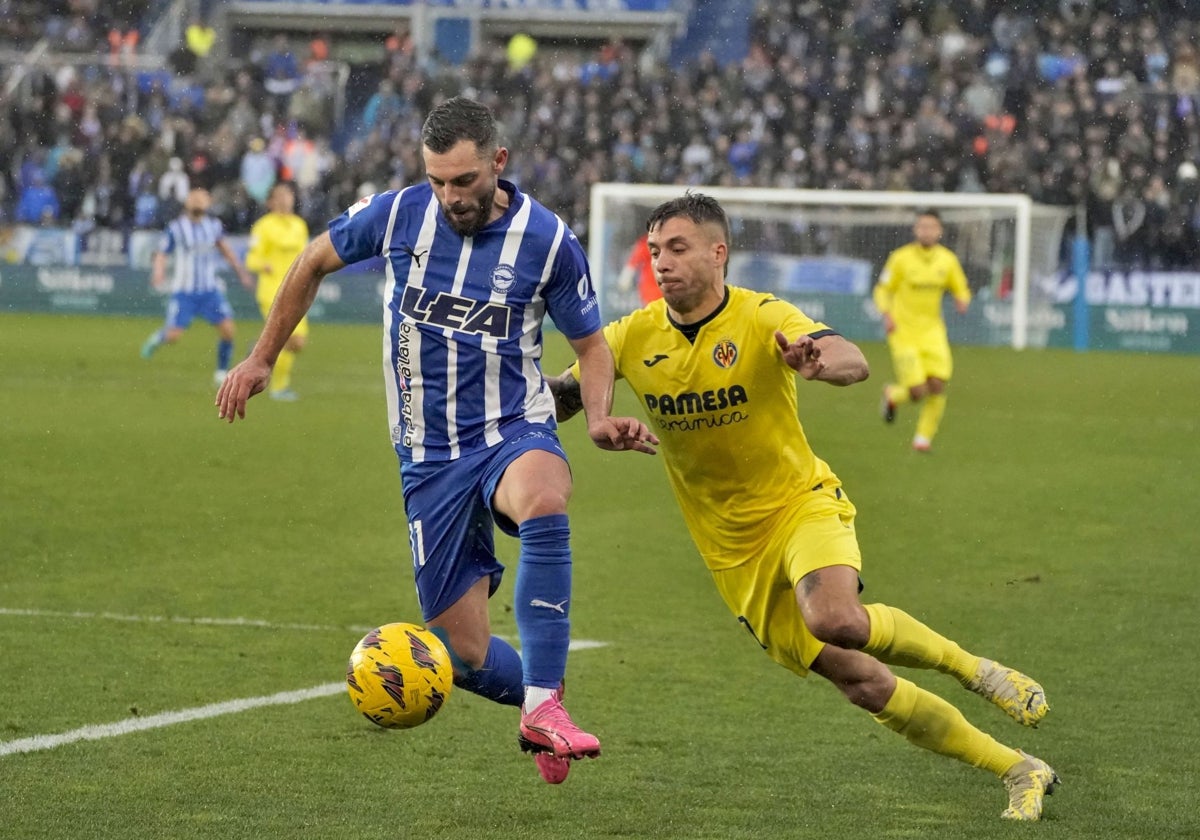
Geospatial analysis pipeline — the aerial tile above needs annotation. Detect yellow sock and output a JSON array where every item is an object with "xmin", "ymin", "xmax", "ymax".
[
  {"xmin": 862, "ymin": 603, "xmax": 980, "ymax": 682},
  {"xmin": 886, "ymin": 384, "xmax": 912, "ymax": 406},
  {"xmin": 271, "ymin": 349, "xmax": 295, "ymax": 393},
  {"xmin": 873, "ymin": 677, "xmax": 1023, "ymax": 777},
  {"xmin": 915, "ymin": 393, "xmax": 947, "ymax": 441}
]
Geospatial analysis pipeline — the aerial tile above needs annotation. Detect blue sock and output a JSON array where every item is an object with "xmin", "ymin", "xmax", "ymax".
[
  {"xmin": 217, "ymin": 339, "xmax": 233, "ymax": 371},
  {"xmin": 460, "ymin": 637, "xmax": 524, "ymax": 707},
  {"xmin": 427, "ymin": 628, "xmax": 523, "ymax": 707},
  {"xmin": 513, "ymin": 513, "xmax": 572, "ymax": 689}
]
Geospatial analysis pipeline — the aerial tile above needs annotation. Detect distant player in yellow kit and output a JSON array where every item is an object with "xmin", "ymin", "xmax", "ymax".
[
  {"xmin": 245, "ymin": 181, "xmax": 310, "ymax": 400},
  {"xmin": 549, "ymin": 193, "xmax": 1058, "ymax": 820},
  {"xmin": 874, "ymin": 210, "xmax": 971, "ymax": 452}
]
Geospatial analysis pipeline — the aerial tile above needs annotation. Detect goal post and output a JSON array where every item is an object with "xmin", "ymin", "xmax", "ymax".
[{"xmin": 588, "ymin": 184, "xmax": 1071, "ymax": 350}]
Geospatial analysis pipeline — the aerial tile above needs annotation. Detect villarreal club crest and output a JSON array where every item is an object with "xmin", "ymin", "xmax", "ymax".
[
  {"xmin": 712, "ymin": 338, "xmax": 738, "ymax": 369},
  {"xmin": 346, "ymin": 623, "xmax": 454, "ymax": 729}
]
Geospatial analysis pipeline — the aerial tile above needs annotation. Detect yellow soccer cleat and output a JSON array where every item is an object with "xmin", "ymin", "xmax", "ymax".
[
  {"xmin": 967, "ymin": 659, "xmax": 1049, "ymax": 726},
  {"xmin": 1001, "ymin": 750, "xmax": 1060, "ymax": 820}
]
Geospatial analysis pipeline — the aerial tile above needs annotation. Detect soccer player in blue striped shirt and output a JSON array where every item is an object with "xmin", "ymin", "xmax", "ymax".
[
  {"xmin": 216, "ymin": 97, "xmax": 658, "ymax": 784},
  {"xmin": 141, "ymin": 188, "xmax": 255, "ymax": 385}
]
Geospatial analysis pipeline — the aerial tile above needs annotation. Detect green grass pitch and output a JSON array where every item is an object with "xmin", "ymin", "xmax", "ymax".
[{"xmin": 1, "ymin": 311, "xmax": 1197, "ymax": 839}]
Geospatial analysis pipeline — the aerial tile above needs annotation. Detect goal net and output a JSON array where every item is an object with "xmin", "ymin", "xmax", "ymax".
[{"xmin": 588, "ymin": 185, "xmax": 1071, "ymax": 349}]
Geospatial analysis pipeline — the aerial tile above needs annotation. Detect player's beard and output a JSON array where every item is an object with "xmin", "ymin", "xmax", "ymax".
[{"xmin": 442, "ymin": 190, "xmax": 494, "ymax": 238}]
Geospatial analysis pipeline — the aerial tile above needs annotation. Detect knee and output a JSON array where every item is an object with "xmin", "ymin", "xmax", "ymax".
[
  {"xmin": 839, "ymin": 669, "xmax": 895, "ymax": 714},
  {"xmin": 515, "ymin": 485, "xmax": 571, "ymax": 521},
  {"xmin": 288, "ymin": 335, "xmax": 306, "ymax": 352},
  {"xmin": 495, "ymin": 453, "xmax": 573, "ymax": 522},
  {"xmin": 926, "ymin": 378, "xmax": 946, "ymax": 395},
  {"xmin": 805, "ymin": 606, "xmax": 871, "ymax": 650},
  {"xmin": 908, "ymin": 384, "xmax": 927, "ymax": 402}
]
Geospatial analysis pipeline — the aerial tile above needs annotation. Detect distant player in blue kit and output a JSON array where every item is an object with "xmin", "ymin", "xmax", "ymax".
[
  {"xmin": 141, "ymin": 188, "xmax": 255, "ymax": 385},
  {"xmin": 216, "ymin": 97, "xmax": 658, "ymax": 784}
]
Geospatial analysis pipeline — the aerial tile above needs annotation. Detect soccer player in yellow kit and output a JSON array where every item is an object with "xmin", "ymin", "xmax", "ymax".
[
  {"xmin": 549, "ymin": 194, "xmax": 1059, "ymax": 820},
  {"xmin": 245, "ymin": 181, "xmax": 310, "ymax": 400},
  {"xmin": 874, "ymin": 210, "xmax": 971, "ymax": 452}
]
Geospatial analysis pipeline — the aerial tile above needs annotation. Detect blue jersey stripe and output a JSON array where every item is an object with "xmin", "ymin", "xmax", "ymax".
[
  {"xmin": 161, "ymin": 215, "xmax": 227, "ymax": 294},
  {"xmin": 328, "ymin": 180, "xmax": 600, "ymax": 462}
]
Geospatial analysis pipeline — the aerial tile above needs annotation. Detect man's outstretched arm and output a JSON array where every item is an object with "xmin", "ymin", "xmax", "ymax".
[
  {"xmin": 551, "ymin": 335, "xmax": 657, "ymax": 454},
  {"xmin": 774, "ymin": 331, "xmax": 870, "ymax": 386},
  {"xmin": 216, "ymin": 232, "xmax": 345, "ymax": 421}
]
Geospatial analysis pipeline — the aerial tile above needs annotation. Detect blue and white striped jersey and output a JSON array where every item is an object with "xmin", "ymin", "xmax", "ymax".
[
  {"xmin": 328, "ymin": 180, "xmax": 601, "ymax": 463},
  {"xmin": 158, "ymin": 215, "xmax": 229, "ymax": 294}
]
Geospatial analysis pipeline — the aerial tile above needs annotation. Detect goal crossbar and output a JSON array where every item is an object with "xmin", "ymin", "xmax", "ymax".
[{"xmin": 589, "ymin": 184, "xmax": 1050, "ymax": 349}]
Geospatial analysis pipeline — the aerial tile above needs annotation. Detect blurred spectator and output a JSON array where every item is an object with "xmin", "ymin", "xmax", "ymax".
[
  {"xmin": 680, "ymin": 132, "xmax": 715, "ymax": 183},
  {"xmin": 186, "ymin": 17, "xmax": 216, "ymax": 62},
  {"xmin": 206, "ymin": 128, "xmax": 243, "ymax": 189},
  {"xmin": 17, "ymin": 170, "xmax": 61, "ymax": 225},
  {"xmin": 102, "ymin": 0, "xmax": 147, "ymax": 57},
  {"xmin": 52, "ymin": 148, "xmax": 86, "ymax": 221},
  {"xmin": 261, "ymin": 35, "xmax": 301, "ymax": 103},
  {"xmin": 84, "ymin": 155, "xmax": 121, "ymax": 228},
  {"xmin": 308, "ymin": 33, "xmax": 330, "ymax": 66},
  {"xmin": 240, "ymin": 137, "xmax": 277, "ymax": 206},
  {"xmin": 106, "ymin": 27, "xmax": 138, "ymax": 67},
  {"xmin": 507, "ymin": 33, "xmax": 538, "ymax": 72},
  {"xmin": 222, "ymin": 90, "xmax": 261, "ymax": 141},
  {"xmin": 288, "ymin": 77, "xmax": 330, "ymax": 132},
  {"xmin": 1112, "ymin": 186, "xmax": 1148, "ymax": 266},
  {"xmin": 1089, "ymin": 157, "xmax": 1122, "ymax": 267},
  {"xmin": 159, "ymin": 157, "xmax": 190, "ymax": 210},
  {"xmin": 58, "ymin": 14, "xmax": 96, "ymax": 52},
  {"xmin": 362, "ymin": 79, "xmax": 403, "ymax": 136},
  {"xmin": 216, "ymin": 181, "xmax": 257, "ymax": 232},
  {"xmin": 728, "ymin": 128, "xmax": 759, "ymax": 183},
  {"xmin": 1172, "ymin": 44, "xmax": 1200, "ymax": 94}
]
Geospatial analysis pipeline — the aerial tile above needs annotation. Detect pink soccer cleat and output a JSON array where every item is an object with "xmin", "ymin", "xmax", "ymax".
[
  {"xmin": 533, "ymin": 752, "xmax": 571, "ymax": 785},
  {"xmin": 524, "ymin": 683, "xmax": 574, "ymax": 784},
  {"xmin": 518, "ymin": 696, "xmax": 601, "ymax": 760}
]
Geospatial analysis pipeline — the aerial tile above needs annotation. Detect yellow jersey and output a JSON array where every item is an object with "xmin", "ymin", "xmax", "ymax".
[
  {"xmin": 872, "ymin": 243, "xmax": 970, "ymax": 337},
  {"xmin": 245, "ymin": 212, "xmax": 309, "ymax": 303},
  {"xmin": 588, "ymin": 286, "xmax": 840, "ymax": 570}
]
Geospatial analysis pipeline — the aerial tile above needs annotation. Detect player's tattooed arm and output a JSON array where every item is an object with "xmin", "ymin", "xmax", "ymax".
[{"xmin": 547, "ymin": 370, "xmax": 584, "ymax": 422}]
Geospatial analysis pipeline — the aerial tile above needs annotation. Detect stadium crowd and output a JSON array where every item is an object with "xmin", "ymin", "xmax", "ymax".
[{"xmin": 4, "ymin": 0, "xmax": 1200, "ymax": 268}]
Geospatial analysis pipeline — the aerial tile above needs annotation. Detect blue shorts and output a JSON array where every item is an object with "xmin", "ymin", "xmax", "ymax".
[
  {"xmin": 399, "ymin": 426, "xmax": 569, "ymax": 622},
  {"xmin": 165, "ymin": 291, "xmax": 233, "ymax": 329}
]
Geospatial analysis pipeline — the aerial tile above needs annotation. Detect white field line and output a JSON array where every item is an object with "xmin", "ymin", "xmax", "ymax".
[
  {"xmin": 0, "ymin": 607, "xmax": 610, "ymax": 650},
  {"xmin": 0, "ymin": 683, "xmax": 345, "ymax": 757},
  {"xmin": 0, "ymin": 606, "xmax": 608, "ymax": 757},
  {"xmin": 0, "ymin": 606, "xmax": 372, "ymax": 633}
]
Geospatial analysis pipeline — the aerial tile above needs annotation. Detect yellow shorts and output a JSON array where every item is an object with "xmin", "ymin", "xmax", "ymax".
[
  {"xmin": 887, "ymin": 329, "xmax": 952, "ymax": 388},
  {"xmin": 257, "ymin": 296, "xmax": 309, "ymax": 338},
  {"xmin": 709, "ymin": 483, "xmax": 862, "ymax": 677}
]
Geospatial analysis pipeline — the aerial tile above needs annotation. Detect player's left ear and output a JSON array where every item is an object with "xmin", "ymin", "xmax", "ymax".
[{"xmin": 492, "ymin": 147, "xmax": 508, "ymax": 174}]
